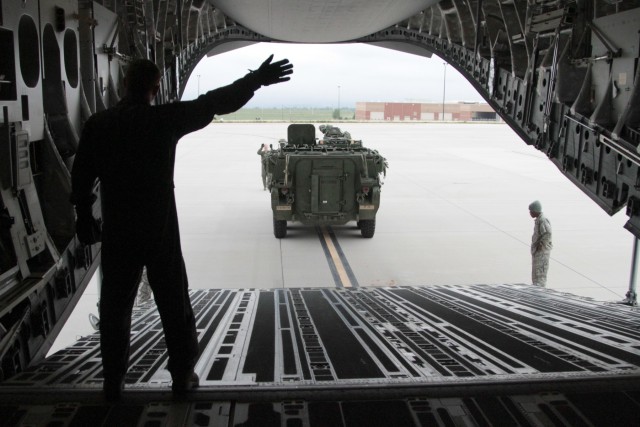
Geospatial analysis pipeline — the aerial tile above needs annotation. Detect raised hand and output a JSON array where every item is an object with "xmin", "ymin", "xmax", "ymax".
[{"xmin": 250, "ymin": 55, "xmax": 294, "ymax": 87}]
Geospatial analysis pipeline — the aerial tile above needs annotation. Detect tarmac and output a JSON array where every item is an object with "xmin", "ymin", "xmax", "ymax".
[{"xmin": 49, "ymin": 122, "xmax": 635, "ymax": 354}]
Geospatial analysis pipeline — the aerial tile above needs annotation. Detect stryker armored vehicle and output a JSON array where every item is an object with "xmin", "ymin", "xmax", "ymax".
[{"xmin": 264, "ymin": 124, "xmax": 387, "ymax": 238}]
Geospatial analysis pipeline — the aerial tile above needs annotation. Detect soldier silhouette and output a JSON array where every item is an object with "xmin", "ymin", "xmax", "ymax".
[{"xmin": 71, "ymin": 55, "xmax": 293, "ymax": 401}]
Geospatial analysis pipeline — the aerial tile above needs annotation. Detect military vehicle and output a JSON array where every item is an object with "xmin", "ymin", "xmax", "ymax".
[{"xmin": 264, "ymin": 124, "xmax": 387, "ymax": 238}]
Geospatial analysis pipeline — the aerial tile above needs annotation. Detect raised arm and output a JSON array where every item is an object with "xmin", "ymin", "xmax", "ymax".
[{"xmin": 175, "ymin": 56, "xmax": 294, "ymax": 137}]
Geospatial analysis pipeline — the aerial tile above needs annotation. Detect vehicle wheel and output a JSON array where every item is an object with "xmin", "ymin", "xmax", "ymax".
[
  {"xmin": 274, "ymin": 219, "xmax": 287, "ymax": 238},
  {"xmin": 356, "ymin": 220, "xmax": 362, "ymax": 229},
  {"xmin": 360, "ymin": 219, "xmax": 375, "ymax": 238}
]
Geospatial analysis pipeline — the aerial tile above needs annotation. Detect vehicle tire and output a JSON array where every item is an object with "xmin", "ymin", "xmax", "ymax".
[
  {"xmin": 356, "ymin": 220, "xmax": 362, "ymax": 229},
  {"xmin": 360, "ymin": 219, "xmax": 375, "ymax": 238},
  {"xmin": 274, "ymin": 219, "xmax": 287, "ymax": 238}
]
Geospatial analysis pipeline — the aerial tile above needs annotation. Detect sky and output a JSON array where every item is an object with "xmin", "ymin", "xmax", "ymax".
[{"xmin": 181, "ymin": 42, "xmax": 486, "ymax": 107}]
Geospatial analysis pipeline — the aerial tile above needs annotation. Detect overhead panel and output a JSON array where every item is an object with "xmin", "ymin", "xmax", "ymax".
[{"xmin": 213, "ymin": 0, "xmax": 438, "ymax": 42}]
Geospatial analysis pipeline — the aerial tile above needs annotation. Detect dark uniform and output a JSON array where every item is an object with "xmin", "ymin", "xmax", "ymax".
[{"xmin": 71, "ymin": 77, "xmax": 260, "ymax": 388}]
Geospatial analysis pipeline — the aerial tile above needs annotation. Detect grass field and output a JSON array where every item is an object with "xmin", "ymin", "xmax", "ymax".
[{"xmin": 219, "ymin": 107, "xmax": 355, "ymax": 121}]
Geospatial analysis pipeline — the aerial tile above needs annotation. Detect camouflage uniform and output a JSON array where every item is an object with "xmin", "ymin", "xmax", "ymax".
[
  {"xmin": 257, "ymin": 145, "xmax": 269, "ymax": 189},
  {"xmin": 531, "ymin": 213, "xmax": 552, "ymax": 287}
]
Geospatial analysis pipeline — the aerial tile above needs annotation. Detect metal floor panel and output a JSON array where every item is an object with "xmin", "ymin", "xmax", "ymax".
[{"xmin": 2, "ymin": 284, "xmax": 640, "ymax": 426}]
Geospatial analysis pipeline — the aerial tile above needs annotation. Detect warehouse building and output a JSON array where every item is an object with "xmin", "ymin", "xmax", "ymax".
[{"xmin": 355, "ymin": 101, "xmax": 498, "ymax": 121}]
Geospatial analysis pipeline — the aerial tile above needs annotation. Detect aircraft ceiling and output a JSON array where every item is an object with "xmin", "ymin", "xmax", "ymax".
[{"xmin": 212, "ymin": 0, "xmax": 438, "ymax": 43}]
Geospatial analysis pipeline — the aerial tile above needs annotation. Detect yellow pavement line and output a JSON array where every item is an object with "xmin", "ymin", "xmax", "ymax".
[{"xmin": 321, "ymin": 227, "xmax": 352, "ymax": 288}]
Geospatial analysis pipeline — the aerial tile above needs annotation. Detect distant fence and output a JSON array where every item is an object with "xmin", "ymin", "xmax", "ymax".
[{"xmin": 221, "ymin": 108, "xmax": 355, "ymax": 121}]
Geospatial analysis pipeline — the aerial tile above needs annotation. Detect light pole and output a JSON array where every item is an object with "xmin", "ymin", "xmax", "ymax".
[
  {"xmin": 197, "ymin": 74, "xmax": 201, "ymax": 96},
  {"xmin": 338, "ymin": 85, "xmax": 341, "ymax": 120},
  {"xmin": 442, "ymin": 63, "xmax": 447, "ymax": 121}
]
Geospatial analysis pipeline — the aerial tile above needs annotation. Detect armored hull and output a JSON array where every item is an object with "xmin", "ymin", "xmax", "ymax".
[{"xmin": 265, "ymin": 124, "xmax": 387, "ymax": 238}]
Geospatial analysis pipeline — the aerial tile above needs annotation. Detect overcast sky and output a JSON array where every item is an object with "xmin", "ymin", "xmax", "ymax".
[{"xmin": 181, "ymin": 42, "xmax": 486, "ymax": 107}]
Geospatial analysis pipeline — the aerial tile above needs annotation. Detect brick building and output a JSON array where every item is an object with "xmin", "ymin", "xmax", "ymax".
[{"xmin": 355, "ymin": 101, "xmax": 498, "ymax": 121}]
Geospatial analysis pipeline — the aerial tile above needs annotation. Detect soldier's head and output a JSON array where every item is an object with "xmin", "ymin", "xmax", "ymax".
[
  {"xmin": 124, "ymin": 59, "xmax": 161, "ymax": 103},
  {"xmin": 529, "ymin": 200, "xmax": 542, "ymax": 218}
]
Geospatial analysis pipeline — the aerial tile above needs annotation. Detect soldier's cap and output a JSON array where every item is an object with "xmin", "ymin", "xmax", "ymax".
[{"xmin": 529, "ymin": 200, "xmax": 542, "ymax": 213}]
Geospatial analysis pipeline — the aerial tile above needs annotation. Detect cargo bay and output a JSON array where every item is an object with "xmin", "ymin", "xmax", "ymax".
[{"xmin": 2, "ymin": 0, "xmax": 640, "ymax": 425}]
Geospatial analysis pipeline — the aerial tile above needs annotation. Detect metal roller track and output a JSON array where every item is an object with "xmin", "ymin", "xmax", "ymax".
[{"xmin": 1, "ymin": 284, "xmax": 639, "ymax": 426}]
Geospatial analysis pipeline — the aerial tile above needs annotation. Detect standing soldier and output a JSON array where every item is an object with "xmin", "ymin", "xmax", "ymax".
[
  {"xmin": 257, "ymin": 143, "xmax": 270, "ymax": 190},
  {"xmin": 529, "ymin": 200, "xmax": 553, "ymax": 287},
  {"xmin": 71, "ymin": 55, "xmax": 293, "ymax": 401}
]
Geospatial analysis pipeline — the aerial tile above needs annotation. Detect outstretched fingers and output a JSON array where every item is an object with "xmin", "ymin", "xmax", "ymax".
[
  {"xmin": 269, "ymin": 59, "xmax": 293, "ymax": 83},
  {"xmin": 253, "ymin": 55, "xmax": 294, "ymax": 86},
  {"xmin": 271, "ymin": 58, "xmax": 291, "ymax": 67},
  {"xmin": 272, "ymin": 59, "xmax": 293, "ymax": 72}
]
